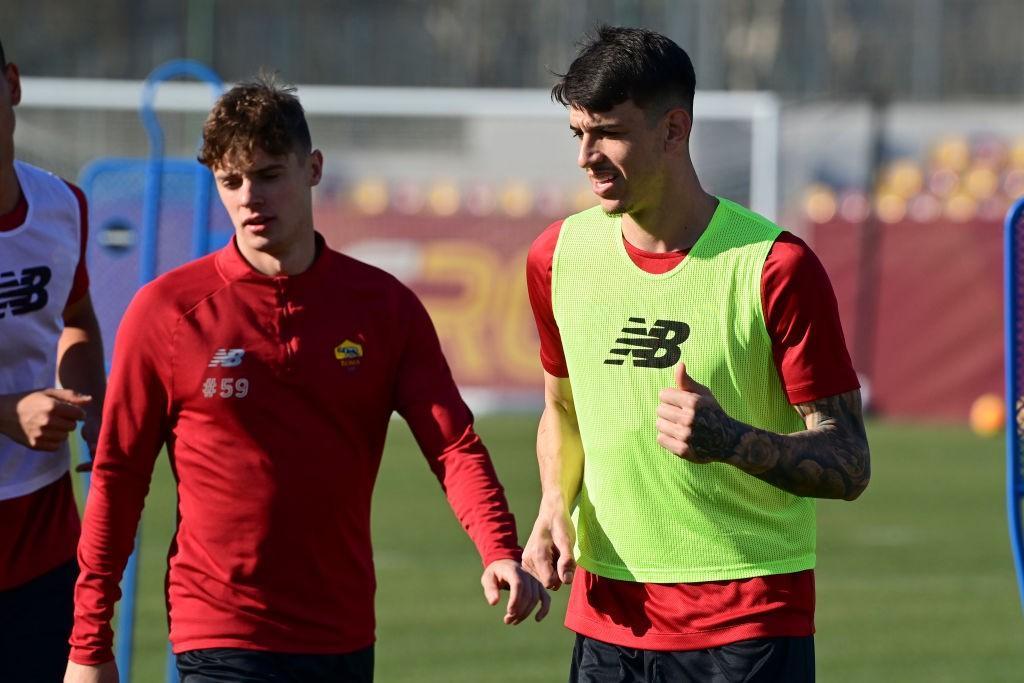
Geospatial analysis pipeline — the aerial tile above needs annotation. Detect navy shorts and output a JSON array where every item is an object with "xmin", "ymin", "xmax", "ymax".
[
  {"xmin": 569, "ymin": 633, "xmax": 815, "ymax": 683},
  {"xmin": 177, "ymin": 645, "xmax": 375, "ymax": 683},
  {"xmin": 0, "ymin": 559, "xmax": 78, "ymax": 683}
]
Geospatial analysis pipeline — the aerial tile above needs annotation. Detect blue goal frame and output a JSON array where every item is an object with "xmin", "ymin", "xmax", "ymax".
[{"xmin": 1005, "ymin": 196, "xmax": 1024, "ymax": 615}]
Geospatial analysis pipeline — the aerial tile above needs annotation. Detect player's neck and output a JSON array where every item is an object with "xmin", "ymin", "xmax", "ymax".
[
  {"xmin": 238, "ymin": 231, "xmax": 317, "ymax": 277},
  {"xmin": 622, "ymin": 184, "xmax": 718, "ymax": 254},
  {"xmin": 0, "ymin": 160, "xmax": 20, "ymax": 216}
]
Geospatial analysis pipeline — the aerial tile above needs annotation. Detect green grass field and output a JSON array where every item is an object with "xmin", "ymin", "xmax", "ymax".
[{"xmin": 85, "ymin": 416, "xmax": 1024, "ymax": 682}]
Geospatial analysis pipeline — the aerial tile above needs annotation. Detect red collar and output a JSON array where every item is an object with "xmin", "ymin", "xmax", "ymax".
[{"xmin": 215, "ymin": 232, "xmax": 330, "ymax": 285}]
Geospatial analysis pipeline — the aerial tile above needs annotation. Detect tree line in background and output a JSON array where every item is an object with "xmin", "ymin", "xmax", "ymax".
[{"xmin": 3, "ymin": 0, "xmax": 1023, "ymax": 99}]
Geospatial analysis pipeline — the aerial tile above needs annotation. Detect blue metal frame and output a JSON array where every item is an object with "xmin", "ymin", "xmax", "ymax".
[
  {"xmin": 138, "ymin": 59, "xmax": 224, "ymax": 280},
  {"xmin": 1005, "ymin": 196, "xmax": 1024, "ymax": 615},
  {"xmin": 80, "ymin": 59, "xmax": 223, "ymax": 682}
]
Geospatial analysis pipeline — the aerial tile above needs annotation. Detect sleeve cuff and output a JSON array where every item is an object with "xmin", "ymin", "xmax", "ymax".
[
  {"xmin": 69, "ymin": 645, "xmax": 115, "ymax": 667},
  {"xmin": 481, "ymin": 546, "xmax": 523, "ymax": 567}
]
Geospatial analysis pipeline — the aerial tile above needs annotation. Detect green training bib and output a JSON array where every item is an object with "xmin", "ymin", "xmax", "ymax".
[{"xmin": 552, "ymin": 197, "xmax": 815, "ymax": 582}]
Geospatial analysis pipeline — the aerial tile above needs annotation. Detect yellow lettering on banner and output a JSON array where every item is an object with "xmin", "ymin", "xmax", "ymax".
[
  {"xmin": 420, "ymin": 241, "xmax": 500, "ymax": 383},
  {"xmin": 496, "ymin": 247, "xmax": 540, "ymax": 382}
]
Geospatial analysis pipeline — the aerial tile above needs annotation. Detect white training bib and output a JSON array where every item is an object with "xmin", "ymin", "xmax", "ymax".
[{"xmin": 0, "ymin": 160, "xmax": 82, "ymax": 500}]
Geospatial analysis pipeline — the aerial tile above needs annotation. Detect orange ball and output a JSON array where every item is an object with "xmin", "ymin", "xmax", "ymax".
[{"xmin": 969, "ymin": 393, "xmax": 1006, "ymax": 437}]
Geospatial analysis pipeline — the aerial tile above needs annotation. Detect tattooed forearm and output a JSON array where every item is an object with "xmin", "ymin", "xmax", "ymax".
[
  {"xmin": 656, "ymin": 373, "xmax": 870, "ymax": 500},
  {"xmin": 723, "ymin": 391, "xmax": 870, "ymax": 500},
  {"xmin": 674, "ymin": 389, "xmax": 870, "ymax": 500}
]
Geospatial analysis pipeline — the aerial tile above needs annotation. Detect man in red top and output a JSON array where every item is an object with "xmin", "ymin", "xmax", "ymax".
[
  {"xmin": 521, "ymin": 27, "xmax": 870, "ymax": 682},
  {"xmin": 64, "ymin": 76, "xmax": 548, "ymax": 683},
  {"xmin": 0, "ymin": 37, "xmax": 107, "ymax": 683}
]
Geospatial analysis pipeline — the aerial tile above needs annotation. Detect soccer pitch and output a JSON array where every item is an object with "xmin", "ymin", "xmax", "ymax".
[{"xmin": 99, "ymin": 416, "xmax": 1023, "ymax": 682}]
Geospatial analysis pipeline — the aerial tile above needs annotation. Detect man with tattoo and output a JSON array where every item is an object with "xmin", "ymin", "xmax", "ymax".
[{"xmin": 521, "ymin": 26, "xmax": 869, "ymax": 682}]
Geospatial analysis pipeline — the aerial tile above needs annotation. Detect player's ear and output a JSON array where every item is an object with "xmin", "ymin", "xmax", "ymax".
[
  {"xmin": 4, "ymin": 63, "xmax": 21, "ymax": 106},
  {"xmin": 308, "ymin": 149, "xmax": 323, "ymax": 187},
  {"xmin": 663, "ymin": 108, "xmax": 691, "ymax": 151}
]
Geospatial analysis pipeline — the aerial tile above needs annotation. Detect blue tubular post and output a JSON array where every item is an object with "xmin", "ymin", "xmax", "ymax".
[
  {"xmin": 166, "ymin": 644, "xmax": 180, "ymax": 683},
  {"xmin": 115, "ymin": 547, "xmax": 141, "ymax": 677},
  {"xmin": 110, "ymin": 60, "xmax": 223, "ymax": 683},
  {"xmin": 138, "ymin": 60, "xmax": 224, "ymax": 277},
  {"xmin": 1006, "ymin": 197, "xmax": 1024, "ymax": 615}
]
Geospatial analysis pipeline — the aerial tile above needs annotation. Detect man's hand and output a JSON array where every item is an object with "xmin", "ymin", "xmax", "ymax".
[
  {"xmin": 0, "ymin": 388, "xmax": 91, "ymax": 451},
  {"xmin": 64, "ymin": 659, "xmax": 118, "ymax": 683},
  {"xmin": 522, "ymin": 504, "xmax": 576, "ymax": 590},
  {"xmin": 480, "ymin": 558, "xmax": 550, "ymax": 625},
  {"xmin": 656, "ymin": 362, "xmax": 738, "ymax": 463}
]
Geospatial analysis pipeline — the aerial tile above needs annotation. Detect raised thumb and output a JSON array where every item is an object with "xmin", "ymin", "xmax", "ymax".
[
  {"xmin": 675, "ymin": 362, "xmax": 706, "ymax": 395},
  {"xmin": 675, "ymin": 362, "xmax": 692, "ymax": 390}
]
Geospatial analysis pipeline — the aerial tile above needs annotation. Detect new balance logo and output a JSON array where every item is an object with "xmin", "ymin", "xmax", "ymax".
[
  {"xmin": 208, "ymin": 348, "xmax": 245, "ymax": 367},
  {"xmin": 605, "ymin": 317, "xmax": 689, "ymax": 369},
  {"xmin": 0, "ymin": 266, "xmax": 51, "ymax": 318}
]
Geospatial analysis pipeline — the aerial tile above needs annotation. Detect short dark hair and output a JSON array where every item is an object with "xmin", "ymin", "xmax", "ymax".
[
  {"xmin": 198, "ymin": 73, "xmax": 312, "ymax": 169},
  {"xmin": 552, "ymin": 26, "xmax": 696, "ymax": 116}
]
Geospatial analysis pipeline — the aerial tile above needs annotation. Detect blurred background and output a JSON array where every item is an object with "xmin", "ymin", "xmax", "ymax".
[{"xmin": 4, "ymin": 1, "xmax": 1023, "ymax": 681}]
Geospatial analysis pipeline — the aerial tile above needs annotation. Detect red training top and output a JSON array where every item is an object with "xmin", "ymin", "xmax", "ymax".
[
  {"xmin": 71, "ymin": 235, "xmax": 521, "ymax": 664},
  {"xmin": 0, "ymin": 181, "xmax": 90, "ymax": 591},
  {"xmin": 527, "ymin": 219, "xmax": 859, "ymax": 651}
]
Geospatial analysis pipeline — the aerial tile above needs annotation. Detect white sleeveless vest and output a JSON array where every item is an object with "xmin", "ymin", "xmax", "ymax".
[{"xmin": 0, "ymin": 160, "xmax": 82, "ymax": 500}]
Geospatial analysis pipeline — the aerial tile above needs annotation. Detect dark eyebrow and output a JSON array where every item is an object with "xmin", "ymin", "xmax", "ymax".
[
  {"xmin": 569, "ymin": 123, "xmax": 620, "ymax": 135},
  {"xmin": 252, "ymin": 163, "xmax": 286, "ymax": 174},
  {"xmin": 215, "ymin": 163, "xmax": 286, "ymax": 179}
]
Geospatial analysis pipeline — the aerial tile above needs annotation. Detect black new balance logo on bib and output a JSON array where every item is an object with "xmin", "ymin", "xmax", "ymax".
[
  {"xmin": 0, "ymin": 266, "xmax": 51, "ymax": 318},
  {"xmin": 605, "ymin": 317, "xmax": 689, "ymax": 368}
]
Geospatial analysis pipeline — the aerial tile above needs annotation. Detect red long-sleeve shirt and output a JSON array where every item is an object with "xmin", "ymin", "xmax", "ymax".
[{"xmin": 71, "ymin": 235, "xmax": 521, "ymax": 664}]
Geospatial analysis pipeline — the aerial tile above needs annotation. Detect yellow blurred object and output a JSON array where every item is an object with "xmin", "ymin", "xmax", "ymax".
[
  {"xmin": 427, "ymin": 181, "xmax": 460, "ymax": 216},
  {"xmin": 884, "ymin": 160, "xmax": 924, "ymax": 199},
  {"xmin": 963, "ymin": 165, "xmax": 999, "ymax": 200},
  {"xmin": 351, "ymin": 179, "xmax": 389, "ymax": 216},
  {"xmin": 875, "ymin": 192, "xmax": 907, "ymax": 223},
  {"xmin": 969, "ymin": 393, "xmax": 1006, "ymax": 436},
  {"xmin": 803, "ymin": 184, "xmax": 837, "ymax": 223},
  {"xmin": 499, "ymin": 182, "xmax": 533, "ymax": 218},
  {"xmin": 944, "ymin": 192, "xmax": 977, "ymax": 222},
  {"xmin": 931, "ymin": 136, "xmax": 971, "ymax": 171},
  {"xmin": 1010, "ymin": 138, "xmax": 1024, "ymax": 169}
]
